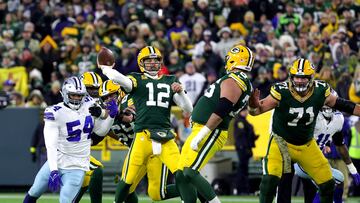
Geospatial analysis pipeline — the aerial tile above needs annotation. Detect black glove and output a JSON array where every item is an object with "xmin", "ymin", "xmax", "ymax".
[{"xmin": 89, "ymin": 106, "xmax": 102, "ymax": 118}]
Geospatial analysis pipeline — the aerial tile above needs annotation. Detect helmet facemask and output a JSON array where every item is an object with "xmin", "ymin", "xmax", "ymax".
[
  {"xmin": 61, "ymin": 77, "xmax": 87, "ymax": 110},
  {"xmin": 86, "ymin": 86, "xmax": 100, "ymax": 98},
  {"xmin": 290, "ymin": 74, "xmax": 314, "ymax": 93},
  {"xmin": 142, "ymin": 57, "xmax": 162, "ymax": 76},
  {"xmin": 321, "ymin": 106, "xmax": 334, "ymax": 119}
]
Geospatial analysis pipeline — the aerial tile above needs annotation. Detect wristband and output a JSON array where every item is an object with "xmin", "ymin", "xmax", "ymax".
[{"xmin": 347, "ymin": 163, "xmax": 358, "ymax": 174}]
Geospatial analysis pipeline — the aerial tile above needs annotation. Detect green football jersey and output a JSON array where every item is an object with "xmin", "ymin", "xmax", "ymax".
[
  {"xmin": 191, "ymin": 71, "xmax": 253, "ymax": 130},
  {"xmin": 127, "ymin": 73, "xmax": 177, "ymax": 132},
  {"xmin": 110, "ymin": 95, "xmax": 135, "ymax": 146},
  {"xmin": 270, "ymin": 80, "xmax": 331, "ymax": 145}
]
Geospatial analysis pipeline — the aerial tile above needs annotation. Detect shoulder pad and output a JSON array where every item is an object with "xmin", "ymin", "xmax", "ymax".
[
  {"xmin": 270, "ymin": 82, "xmax": 288, "ymax": 101},
  {"xmin": 314, "ymin": 80, "xmax": 331, "ymax": 97},
  {"xmin": 44, "ymin": 105, "xmax": 62, "ymax": 121},
  {"xmin": 228, "ymin": 72, "xmax": 248, "ymax": 92}
]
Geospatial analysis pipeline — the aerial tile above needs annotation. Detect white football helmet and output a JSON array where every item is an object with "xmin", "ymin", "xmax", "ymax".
[{"xmin": 61, "ymin": 76, "xmax": 87, "ymax": 110}]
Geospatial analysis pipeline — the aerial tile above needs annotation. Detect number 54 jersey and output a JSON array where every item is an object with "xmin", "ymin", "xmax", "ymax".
[
  {"xmin": 270, "ymin": 80, "xmax": 331, "ymax": 145},
  {"xmin": 43, "ymin": 99, "xmax": 95, "ymax": 171}
]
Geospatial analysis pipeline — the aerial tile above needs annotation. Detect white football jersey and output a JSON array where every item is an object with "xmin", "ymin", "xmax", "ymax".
[
  {"xmin": 44, "ymin": 99, "xmax": 95, "ymax": 171},
  {"xmin": 179, "ymin": 73, "xmax": 206, "ymax": 105},
  {"xmin": 313, "ymin": 111, "xmax": 344, "ymax": 150}
]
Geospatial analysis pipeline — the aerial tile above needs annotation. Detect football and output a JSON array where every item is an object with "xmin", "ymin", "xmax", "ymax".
[{"xmin": 97, "ymin": 47, "xmax": 115, "ymax": 68}]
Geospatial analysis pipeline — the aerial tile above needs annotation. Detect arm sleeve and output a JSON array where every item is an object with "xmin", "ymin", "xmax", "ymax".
[
  {"xmin": 93, "ymin": 116, "xmax": 115, "ymax": 137},
  {"xmin": 102, "ymin": 68, "xmax": 133, "ymax": 92},
  {"xmin": 173, "ymin": 91, "xmax": 193, "ymax": 113},
  {"xmin": 44, "ymin": 121, "xmax": 59, "ymax": 171}
]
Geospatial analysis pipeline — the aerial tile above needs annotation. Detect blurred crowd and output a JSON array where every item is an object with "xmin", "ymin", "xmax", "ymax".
[{"xmin": 0, "ymin": 0, "xmax": 359, "ymax": 109}]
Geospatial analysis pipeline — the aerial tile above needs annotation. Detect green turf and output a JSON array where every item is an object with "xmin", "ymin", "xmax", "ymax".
[{"xmin": 3, "ymin": 193, "xmax": 360, "ymax": 203}]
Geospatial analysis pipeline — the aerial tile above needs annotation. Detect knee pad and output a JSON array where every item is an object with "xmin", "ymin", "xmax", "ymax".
[
  {"xmin": 183, "ymin": 167, "xmax": 199, "ymax": 180},
  {"xmin": 260, "ymin": 175, "xmax": 280, "ymax": 195},
  {"xmin": 318, "ymin": 179, "xmax": 335, "ymax": 197},
  {"xmin": 331, "ymin": 168, "xmax": 344, "ymax": 185}
]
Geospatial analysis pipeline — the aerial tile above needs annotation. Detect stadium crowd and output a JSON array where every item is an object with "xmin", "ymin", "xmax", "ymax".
[{"xmin": 0, "ymin": 0, "xmax": 359, "ymax": 108}]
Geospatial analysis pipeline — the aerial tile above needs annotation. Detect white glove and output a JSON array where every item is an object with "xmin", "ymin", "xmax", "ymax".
[
  {"xmin": 190, "ymin": 126, "xmax": 211, "ymax": 151},
  {"xmin": 190, "ymin": 135, "xmax": 202, "ymax": 151}
]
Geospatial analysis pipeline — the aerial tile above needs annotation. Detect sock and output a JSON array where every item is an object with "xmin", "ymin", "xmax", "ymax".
[
  {"xmin": 259, "ymin": 175, "xmax": 280, "ymax": 203},
  {"xmin": 175, "ymin": 170, "xmax": 197, "ymax": 203},
  {"xmin": 333, "ymin": 185, "xmax": 343, "ymax": 203},
  {"xmin": 125, "ymin": 192, "xmax": 138, "ymax": 203},
  {"xmin": 73, "ymin": 186, "xmax": 88, "ymax": 203},
  {"xmin": 115, "ymin": 180, "xmax": 131, "ymax": 203},
  {"xmin": 183, "ymin": 167, "xmax": 216, "ymax": 201},
  {"xmin": 312, "ymin": 193, "xmax": 320, "ymax": 203},
  {"xmin": 209, "ymin": 196, "xmax": 221, "ymax": 203},
  {"xmin": 163, "ymin": 184, "xmax": 180, "ymax": 200},
  {"xmin": 89, "ymin": 167, "xmax": 103, "ymax": 203},
  {"xmin": 23, "ymin": 194, "xmax": 38, "ymax": 203},
  {"xmin": 318, "ymin": 179, "xmax": 335, "ymax": 203}
]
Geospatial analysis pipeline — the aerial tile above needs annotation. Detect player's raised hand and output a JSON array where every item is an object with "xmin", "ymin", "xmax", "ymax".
[
  {"xmin": 89, "ymin": 105, "xmax": 102, "ymax": 118},
  {"xmin": 171, "ymin": 82, "xmax": 183, "ymax": 93},
  {"xmin": 106, "ymin": 99, "xmax": 119, "ymax": 118},
  {"xmin": 48, "ymin": 170, "xmax": 62, "ymax": 192},
  {"xmin": 249, "ymin": 88, "xmax": 260, "ymax": 108}
]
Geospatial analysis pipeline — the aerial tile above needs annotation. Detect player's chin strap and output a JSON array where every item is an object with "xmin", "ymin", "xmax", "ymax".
[{"xmin": 272, "ymin": 133, "xmax": 292, "ymax": 174}]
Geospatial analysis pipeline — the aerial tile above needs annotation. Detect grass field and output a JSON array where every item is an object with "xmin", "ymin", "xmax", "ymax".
[{"xmin": 2, "ymin": 193, "xmax": 360, "ymax": 203}]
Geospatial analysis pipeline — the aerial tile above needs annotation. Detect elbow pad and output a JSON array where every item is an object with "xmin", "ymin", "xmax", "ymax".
[
  {"xmin": 334, "ymin": 97, "xmax": 355, "ymax": 114},
  {"xmin": 214, "ymin": 97, "xmax": 234, "ymax": 118},
  {"xmin": 91, "ymin": 133, "xmax": 105, "ymax": 146}
]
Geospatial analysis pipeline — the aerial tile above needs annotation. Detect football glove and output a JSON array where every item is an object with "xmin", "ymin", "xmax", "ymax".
[
  {"xmin": 352, "ymin": 173, "xmax": 360, "ymax": 186},
  {"xmin": 106, "ymin": 99, "xmax": 118, "ymax": 118},
  {"xmin": 48, "ymin": 170, "xmax": 62, "ymax": 192},
  {"xmin": 89, "ymin": 106, "xmax": 102, "ymax": 118}
]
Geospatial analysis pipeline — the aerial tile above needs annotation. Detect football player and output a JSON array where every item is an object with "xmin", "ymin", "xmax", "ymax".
[
  {"xmin": 249, "ymin": 58, "xmax": 360, "ymax": 203},
  {"xmin": 74, "ymin": 71, "xmax": 104, "ymax": 203},
  {"xmin": 98, "ymin": 46, "xmax": 193, "ymax": 203},
  {"xmin": 295, "ymin": 104, "xmax": 360, "ymax": 203},
  {"xmin": 23, "ymin": 77, "xmax": 115, "ymax": 203},
  {"xmin": 176, "ymin": 45, "xmax": 254, "ymax": 203}
]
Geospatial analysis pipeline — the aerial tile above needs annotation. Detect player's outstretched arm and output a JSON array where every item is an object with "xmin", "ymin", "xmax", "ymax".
[
  {"xmin": 172, "ymin": 82, "xmax": 193, "ymax": 113},
  {"xmin": 325, "ymin": 93, "xmax": 360, "ymax": 116},
  {"xmin": 248, "ymin": 89, "xmax": 278, "ymax": 116},
  {"xmin": 101, "ymin": 68, "xmax": 133, "ymax": 92}
]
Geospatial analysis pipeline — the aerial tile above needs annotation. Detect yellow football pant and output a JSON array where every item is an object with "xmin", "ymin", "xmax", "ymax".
[
  {"xmin": 178, "ymin": 123, "xmax": 228, "ymax": 171},
  {"xmin": 263, "ymin": 134, "xmax": 332, "ymax": 185},
  {"xmin": 82, "ymin": 155, "xmax": 103, "ymax": 187},
  {"xmin": 122, "ymin": 130, "xmax": 178, "ymax": 200}
]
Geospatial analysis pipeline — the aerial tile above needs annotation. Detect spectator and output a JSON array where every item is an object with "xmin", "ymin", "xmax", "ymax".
[
  {"xmin": 349, "ymin": 21, "xmax": 360, "ymax": 53},
  {"xmin": 216, "ymin": 27, "xmax": 237, "ymax": 59},
  {"xmin": 179, "ymin": 62, "xmax": 206, "ymax": 105},
  {"xmin": 16, "ymin": 22, "xmax": 40, "ymax": 54},
  {"xmin": 44, "ymin": 80, "xmax": 62, "ymax": 106},
  {"xmin": 25, "ymin": 89, "xmax": 47, "ymax": 108},
  {"xmin": 234, "ymin": 109, "xmax": 258, "ymax": 195},
  {"xmin": 193, "ymin": 29, "xmax": 217, "ymax": 58}
]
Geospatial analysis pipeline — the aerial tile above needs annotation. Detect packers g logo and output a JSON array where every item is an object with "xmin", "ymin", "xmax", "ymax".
[
  {"xmin": 230, "ymin": 47, "xmax": 240, "ymax": 54},
  {"xmin": 157, "ymin": 132, "xmax": 167, "ymax": 137}
]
